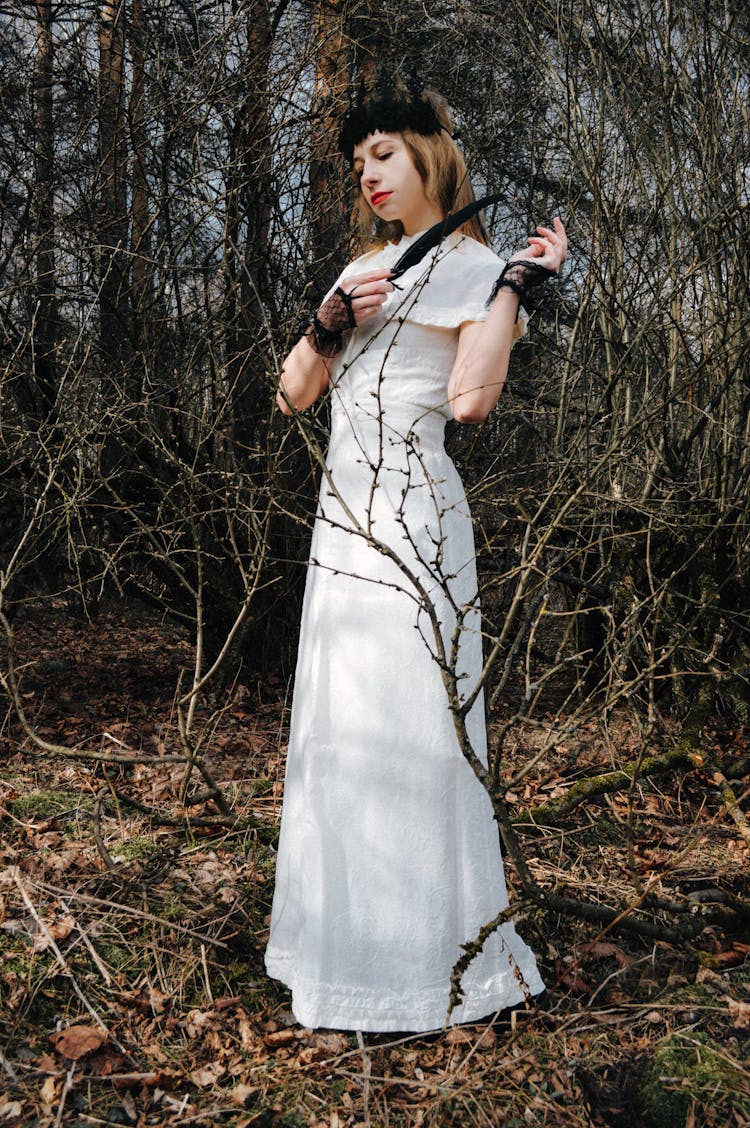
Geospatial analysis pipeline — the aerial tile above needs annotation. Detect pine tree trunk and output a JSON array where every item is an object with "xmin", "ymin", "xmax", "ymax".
[
  {"xmin": 308, "ymin": 0, "xmax": 350, "ymax": 294},
  {"xmin": 33, "ymin": 0, "xmax": 58, "ymax": 423},
  {"xmin": 129, "ymin": 0, "xmax": 150, "ymax": 374},
  {"xmin": 98, "ymin": 0, "xmax": 130, "ymax": 380}
]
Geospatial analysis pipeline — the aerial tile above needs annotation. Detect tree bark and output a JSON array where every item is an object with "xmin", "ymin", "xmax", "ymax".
[
  {"xmin": 308, "ymin": 0, "xmax": 350, "ymax": 294},
  {"xmin": 129, "ymin": 0, "xmax": 150, "ymax": 371},
  {"xmin": 226, "ymin": 0, "xmax": 273, "ymax": 443},
  {"xmin": 98, "ymin": 0, "xmax": 130, "ymax": 380},
  {"xmin": 33, "ymin": 0, "xmax": 58, "ymax": 423}
]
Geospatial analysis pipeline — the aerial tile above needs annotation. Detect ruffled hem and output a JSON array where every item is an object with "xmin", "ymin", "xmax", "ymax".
[
  {"xmin": 265, "ymin": 936, "xmax": 546, "ymax": 1033},
  {"xmin": 334, "ymin": 232, "xmax": 528, "ymax": 335},
  {"xmin": 391, "ymin": 300, "xmax": 491, "ymax": 329},
  {"xmin": 389, "ymin": 299, "xmax": 529, "ymax": 336}
]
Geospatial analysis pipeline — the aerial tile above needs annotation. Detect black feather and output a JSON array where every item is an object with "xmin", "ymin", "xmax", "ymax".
[{"xmin": 389, "ymin": 193, "xmax": 506, "ymax": 280}]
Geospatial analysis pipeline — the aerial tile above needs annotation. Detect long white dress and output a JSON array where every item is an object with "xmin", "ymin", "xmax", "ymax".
[{"xmin": 265, "ymin": 230, "xmax": 545, "ymax": 1032}]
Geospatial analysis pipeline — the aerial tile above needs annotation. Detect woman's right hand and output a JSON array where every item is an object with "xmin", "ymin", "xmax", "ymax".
[{"xmin": 317, "ymin": 269, "xmax": 394, "ymax": 332}]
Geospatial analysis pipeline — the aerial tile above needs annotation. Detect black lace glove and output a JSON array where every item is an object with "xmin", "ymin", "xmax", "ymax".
[
  {"xmin": 488, "ymin": 259, "xmax": 557, "ymax": 315},
  {"xmin": 301, "ymin": 287, "xmax": 357, "ymax": 357}
]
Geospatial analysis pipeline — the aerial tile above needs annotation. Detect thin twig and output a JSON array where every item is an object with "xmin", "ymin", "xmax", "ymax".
[
  {"xmin": 11, "ymin": 869, "xmax": 135, "ymax": 1062},
  {"xmin": 33, "ymin": 879, "xmax": 231, "ymax": 949},
  {"xmin": 355, "ymin": 1030, "xmax": 372, "ymax": 1128},
  {"xmin": 54, "ymin": 1062, "xmax": 76, "ymax": 1128}
]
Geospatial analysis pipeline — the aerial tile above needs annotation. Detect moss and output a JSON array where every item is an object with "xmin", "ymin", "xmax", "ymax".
[
  {"xmin": 636, "ymin": 1032, "xmax": 750, "ymax": 1127},
  {"xmin": 1, "ymin": 953, "xmax": 34, "ymax": 981},
  {"xmin": 330, "ymin": 1078, "xmax": 346, "ymax": 1102},
  {"xmin": 109, "ymin": 834, "xmax": 159, "ymax": 862},
  {"xmin": 278, "ymin": 1113, "xmax": 308, "ymax": 1128},
  {"xmin": 655, "ymin": 982, "xmax": 716, "ymax": 1012},
  {"xmin": 6, "ymin": 789, "xmax": 93, "ymax": 821},
  {"xmin": 97, "ymin": 943, "xmax": 131, "ymax": 969},
  {"xmin": 245, "ymin": 777, "xmax": 273, "ymax": 797},
  {"xmin": 147, "ymin": 890, "xmax": 189, "ymax": 922},
  {"xmin": 571, "ymin": 817, "xmax": 625, "ymax": 848}
]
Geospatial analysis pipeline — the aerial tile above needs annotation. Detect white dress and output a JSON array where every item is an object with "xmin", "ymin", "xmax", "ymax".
[{"xmin": 265, "ymin": 230, "xmax": 545, "ymax": 1032}]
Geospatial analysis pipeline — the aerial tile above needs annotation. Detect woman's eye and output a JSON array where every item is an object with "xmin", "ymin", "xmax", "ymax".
[{"xmin": 378, "ymin": 152, "xmax": 392, "ymax": 162}]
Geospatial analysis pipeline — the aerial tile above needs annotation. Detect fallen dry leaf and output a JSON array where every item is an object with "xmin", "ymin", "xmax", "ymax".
[
  {"xmin": 309, "ymin": 1032, "xmax": 348, "ymax": 1055},
  {"xmin": 34, "ymin": 914, "xmax": 75, "ymax": 951},
  {"xmin": 214, "ymin": 995, "xmax": 242, "ymax": 1012},
  {"xmin": 555, "ymin": 963, "xmax": 590, "ymax": 995},
  {"xmin": 708, "ymin": 947, "xmax": 750, "ymax": 970},
  {"xmin": 1, "ymin": 973, "xmax": 26, "ymax": 1012},
  {"xmin": 39, "ymin": 1076, "xmax": 57, "ymax": 1104},
  {"xmin": 237, "ymin": 1011, "xmax": 263, "ymax": 1053},
  {"xmin": 120, "ymin": 984, "xmax": 171, "ymax": 1015},
  {"xmin": 50, "ymin": 1025, "xmax": 107, "ymax": 1061},
  {"xmin": 264, "ymin": 1029, "xmax": 297, "ymax": 1047},
  {"xmin": 231, "ymin": 1082, "xmax": 257, "ymax": 1107},
  {"xmin": 189, "ymin": 1062, "xmax": 226, "ymax": 1087},
  {"xmin": 87, "ymin": 1048, "xmax": 129, "ymax": 1077},
  {"xmin": 120, "ymin": 1091, "xmax": 137, "ymax": 1120},
  {"xmin": 724, "ymin": 996, "xmax": 750, "ymax": 1029},
  {"xmin": 111, "ymin": 1070, "xmax": 180, "ymax": 1092},
  {"xmin": 695, "ymin": 967, "xmax": 724, "ymax": 988},
  {"xmin": 585, "ymin": 941, "xmax": 633, "ymax": 968}
]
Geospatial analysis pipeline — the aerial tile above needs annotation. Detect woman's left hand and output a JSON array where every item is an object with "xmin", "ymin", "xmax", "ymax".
[{"xmin": 510, "ymin": 216, "xmax": 568, "ymax": 274}]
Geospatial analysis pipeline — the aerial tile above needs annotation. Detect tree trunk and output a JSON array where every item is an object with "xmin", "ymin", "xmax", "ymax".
[
  {"xmin": 33, "ymin": 0, "xmax": 58, "ymax": 423},
  {"xmin": 226, "ymin": 0, "xmax": 273, "ymax": 447},
  {"xmin": 98, "ymin": 0, "xmax": 130, "ymax": 381},
  {"xmin": 308, "ymin": 0, "xmax": 350, "ymax": 295},
  {"xmin": 129, "ymin": 0, "xmax": 150, "ymax": 374}
]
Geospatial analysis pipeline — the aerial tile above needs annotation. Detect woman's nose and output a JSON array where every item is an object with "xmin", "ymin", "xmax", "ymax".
[{"xmin": 362, "ymin": 162, "xmax": 379, "ymax": 186}]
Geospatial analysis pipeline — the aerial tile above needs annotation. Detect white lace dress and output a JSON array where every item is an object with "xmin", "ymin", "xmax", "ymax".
[{"xmin": 265, "ymin": 231, "xmax": 545, "ymax": 1031}]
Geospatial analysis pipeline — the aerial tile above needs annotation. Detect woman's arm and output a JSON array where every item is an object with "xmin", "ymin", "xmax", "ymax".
[
  {"xmin": 447, "ymin": 218, "xmax": 568, "ymax": 424},
  {"xmin": 276, "ymin": 337, "xmax": 331, "ymax": 416},
  {"xmin": 277, "ymin": 268, "xmax": 394, "ymax": 416},
  {"xmin": 448, "ymin": 290, "xmax": 521, "ymax": 423}
]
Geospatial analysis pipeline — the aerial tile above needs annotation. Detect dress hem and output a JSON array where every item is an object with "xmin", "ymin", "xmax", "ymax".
[{"xmin": 265, "ymin": 951, "xmax": 546, "ymax": 1033}]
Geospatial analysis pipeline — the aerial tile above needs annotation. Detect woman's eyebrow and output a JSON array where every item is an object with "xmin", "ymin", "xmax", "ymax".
[{"xmin": 354, "ymin": 138, "xmax": 395, "ymax": 164}]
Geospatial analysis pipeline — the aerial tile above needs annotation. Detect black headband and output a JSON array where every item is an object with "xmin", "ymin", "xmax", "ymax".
[{"xmin": 338, "ymin": 91, "xmax": 444, "ymax": 162}]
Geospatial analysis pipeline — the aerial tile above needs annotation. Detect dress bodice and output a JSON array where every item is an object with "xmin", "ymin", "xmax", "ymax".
[{"xmin": 327, "ymin": 231, "xmax": 521, "ymax": 436}]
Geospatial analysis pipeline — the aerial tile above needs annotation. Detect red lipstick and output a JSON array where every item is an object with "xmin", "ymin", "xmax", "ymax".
[{"xmin": 370, "ymin": 191, "xmax": 392, "ymax": 206}]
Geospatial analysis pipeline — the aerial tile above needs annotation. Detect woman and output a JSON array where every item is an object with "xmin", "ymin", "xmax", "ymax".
[{"xmin": 265, "ymin": 87, "xmax": 567, "ymax": 1032}]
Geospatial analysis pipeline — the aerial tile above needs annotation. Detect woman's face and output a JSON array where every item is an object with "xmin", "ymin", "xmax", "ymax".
[{"xmin": 352, "ymin": 131, "xmax": 444, "ymax": 236}]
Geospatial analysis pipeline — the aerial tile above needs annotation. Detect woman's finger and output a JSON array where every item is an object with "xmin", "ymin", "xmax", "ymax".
[
  {"xmin": 536, "ymin": 219, "xmax": 568, "ymax": 259},
  {"xmin": 355, "ymin": 301, "xmax": 387, "ymax": 322},
  {"xmin": 345, "ymin": 269, "xmax": 393, "ymax": 290},
  {"xmin": 346, "ymin": 279, "xmax": 393, "ymax": 300}
]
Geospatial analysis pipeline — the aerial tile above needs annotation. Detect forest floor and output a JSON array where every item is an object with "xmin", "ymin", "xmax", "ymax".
[{"xmin": 1, "ymin": 605, "xmax": 749, "ymax": 1128}]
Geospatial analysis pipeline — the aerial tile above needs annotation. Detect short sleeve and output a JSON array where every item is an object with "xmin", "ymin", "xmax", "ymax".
[
  {"xmin": 315, "ymin": 236, "xmax": 528, "ymax": 343},
  {"xmin": 379, "ymin": 235, "xmax": 527, "ymax": 342}
]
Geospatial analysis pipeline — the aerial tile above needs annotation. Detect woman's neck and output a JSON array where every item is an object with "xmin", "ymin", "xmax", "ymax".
[{"xmin": 401, "ymin": 202, "xmax": 444, "ymax": 236}]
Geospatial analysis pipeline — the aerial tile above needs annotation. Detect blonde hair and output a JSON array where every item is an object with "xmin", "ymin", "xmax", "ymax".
[{"xmin": 351, "ymin": 90, "xmax": 489, "ymax": 251}]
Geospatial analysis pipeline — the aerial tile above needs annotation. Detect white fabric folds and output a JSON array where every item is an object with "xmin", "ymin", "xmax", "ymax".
[{"xmin": 265, "ymin": 232, "xmax": 544, "ymax": 1032}]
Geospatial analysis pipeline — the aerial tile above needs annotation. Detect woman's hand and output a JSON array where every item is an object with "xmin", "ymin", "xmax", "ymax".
[
  {"xmin": 317, "ymin": 269, "xmax": 394, "ymax": 334},
  {"xmin": 509, "ymin": 216, "xmax": 568, "ymax": 274},
  {"xmin": 487, "ymin": 216, "xmax": 568, "ymax": 310}
]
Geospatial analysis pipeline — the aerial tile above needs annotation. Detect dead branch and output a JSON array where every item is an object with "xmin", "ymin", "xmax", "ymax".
[{"xmin": 514, "ymin": 746, "xmax": 696, "ymax": 826}]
